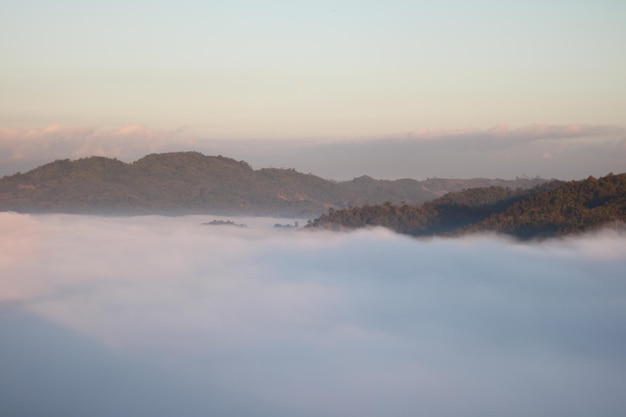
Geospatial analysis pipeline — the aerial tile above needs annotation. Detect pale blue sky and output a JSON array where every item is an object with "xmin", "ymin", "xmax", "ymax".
[{"xmin": 2, "ymin": 0, "xmax": 625, "ymax": 139}]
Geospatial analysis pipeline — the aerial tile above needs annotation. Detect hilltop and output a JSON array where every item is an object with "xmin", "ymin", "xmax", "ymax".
[{"xmin": 0, "ymin": 152, "xmax": 546, "ymax": 216}]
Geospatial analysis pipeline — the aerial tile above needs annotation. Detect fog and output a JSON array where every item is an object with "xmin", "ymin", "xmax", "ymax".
[{"xmin": 1, "ymin": 213, "xmax": 625, "ymax": 417}]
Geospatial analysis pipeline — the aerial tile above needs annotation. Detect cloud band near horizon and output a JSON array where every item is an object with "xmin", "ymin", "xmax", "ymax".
[{"xmin": 1, "ymin": 123, "xmax": 624, "ymax": 180}]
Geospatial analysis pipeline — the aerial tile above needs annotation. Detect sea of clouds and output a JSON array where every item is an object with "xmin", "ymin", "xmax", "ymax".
[{"xmin": 1, "ymin": 213, "xmax": 625, "ymax": 417}]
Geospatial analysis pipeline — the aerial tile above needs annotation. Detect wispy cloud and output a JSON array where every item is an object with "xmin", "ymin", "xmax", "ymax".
[{"xmin": 1, "ymin": 213, "xmax": 625, "ymax": 417}]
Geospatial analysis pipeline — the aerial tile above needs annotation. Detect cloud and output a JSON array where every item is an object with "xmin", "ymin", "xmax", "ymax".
[
  {"xmin": 283, "ymin": 124, "xmax": 626, "ymax": 180},
  {"xmin": 0, "ymin": 124, "xmax": 195, "ymax": 175},
  {"xmin": 510, "ymin": 124, "xmax": 623, "ymax": 139},
  {"xmin": 1, "ymin": 213, "xmax": 625, "ymax": 417},
  {"xmin": 0, "ymin": 123, "xmax": 624, "ymax": 180},
  {"xmin": 403, "ymin": 124, "xmax": 622, "ymax": 142}
]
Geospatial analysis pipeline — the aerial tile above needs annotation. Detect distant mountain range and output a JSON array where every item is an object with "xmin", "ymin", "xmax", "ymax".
[
  {"xmin": 0, "ymin": 151, "xmax": 546, "ymax": 216},
  {"xmin": 306, "ymin": 173, "xmax": 626, "ymax": 239}
]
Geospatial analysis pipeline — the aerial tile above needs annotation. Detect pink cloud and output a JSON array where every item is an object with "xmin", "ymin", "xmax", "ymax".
[{"xmin": 0, "ymin": 124, "xmax": 195, "ymax": 164}]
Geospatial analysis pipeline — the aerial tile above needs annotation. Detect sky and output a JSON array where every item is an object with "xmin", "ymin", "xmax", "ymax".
[
  {"xmin": 1, "ymin": 1, "xmax": 625, "ymax": 179},
  {"xmin": 1, "ymin": 213, "xmax": 626, "ymax": 416}
]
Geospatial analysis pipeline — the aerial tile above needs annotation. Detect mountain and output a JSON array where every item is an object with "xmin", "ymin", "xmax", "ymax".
[
  {"xmin": 306, "ymin": 173, "xmax": 626, "ymax": 239},
  {"xmin": 0, "ymin": 151, "xmax": 546, "ymax": 216}
]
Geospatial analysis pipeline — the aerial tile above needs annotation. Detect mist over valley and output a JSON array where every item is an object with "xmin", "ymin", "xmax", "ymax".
[{"xmin": 1, "ymin": 213, "xmax": 625, "ymax": 417}]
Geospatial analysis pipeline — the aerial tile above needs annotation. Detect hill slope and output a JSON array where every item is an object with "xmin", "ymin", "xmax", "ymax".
[
  {"xmin": 0, "ymin": 152, "xmax": 546, "ymax": 216},
  {"xmin": 306, "ymin": 173, "xmax": 626, "ymax": 239}
]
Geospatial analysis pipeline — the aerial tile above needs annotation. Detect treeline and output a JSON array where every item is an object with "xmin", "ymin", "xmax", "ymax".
[{"xmin": 306, "ymin": 173, "xmax": 626, "ymax": 239}]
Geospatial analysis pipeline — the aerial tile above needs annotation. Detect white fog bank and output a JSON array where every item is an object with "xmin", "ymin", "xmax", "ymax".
[{"xmin": 1, "ymin": 213, "xmax": 625, "ymax": 417}]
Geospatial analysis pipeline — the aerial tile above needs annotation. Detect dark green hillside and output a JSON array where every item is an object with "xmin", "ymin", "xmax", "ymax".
[
  {"xmin": 306, "ymin": 183, "xmax": 559, "ymax": 235},
  {"xmin": 467, "ymin": 173, "xmax": 626, "ymax": 238},
  {"xmin": 307, "ymin": 174, "xmax": 625, "ymax": 239}
]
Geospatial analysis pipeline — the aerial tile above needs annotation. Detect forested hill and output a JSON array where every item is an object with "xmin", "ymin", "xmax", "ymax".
[
  {"xmin": 0, "ymin": 152, "xmax": 545, "ymax": 216},
  {"xmin": 306, "ymin": 173, "xmax": 626, "ymax": 239}
]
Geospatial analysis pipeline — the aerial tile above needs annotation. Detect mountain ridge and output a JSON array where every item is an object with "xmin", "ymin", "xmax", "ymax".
[
  {"xmin": 306, "ymin": 173, "xmax": 626, "ymax": 239},
  {"xmin": 1, "ymin": 151, "xmax": 548, "ymax": 217}
]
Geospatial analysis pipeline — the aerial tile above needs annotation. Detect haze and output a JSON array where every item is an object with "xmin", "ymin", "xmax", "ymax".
[{"xmin": 2, "ymin": 213, "xmax": 625, "ymax": 417}]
